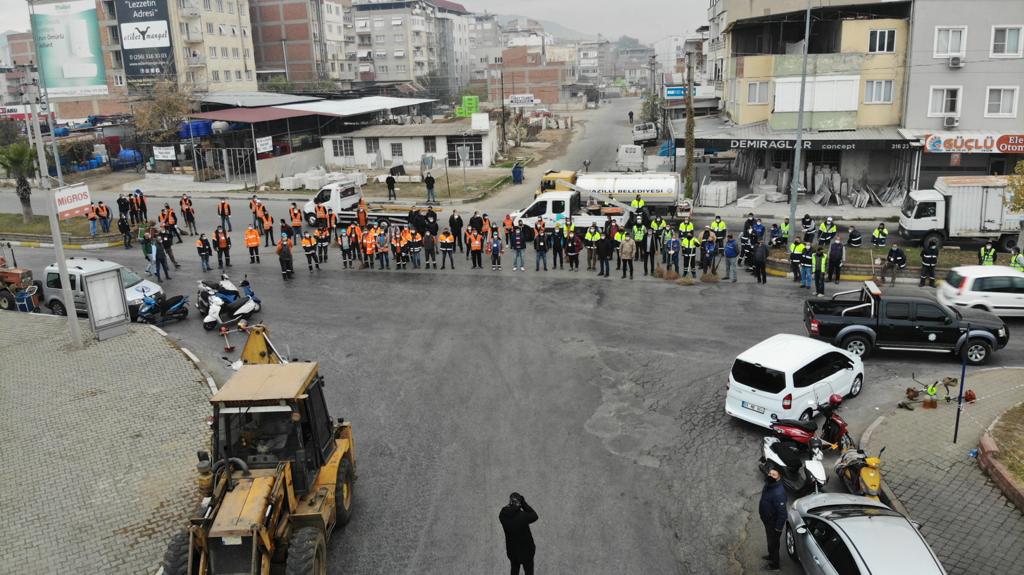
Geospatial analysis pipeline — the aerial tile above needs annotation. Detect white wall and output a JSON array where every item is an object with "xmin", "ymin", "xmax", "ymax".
[
  {"xmin": 256, "ymin": 149, "xmax": 324, "ymax": 185},
  {"xmin": 323, "ymin": 125, "xmax": 497, "ymax": 170}
]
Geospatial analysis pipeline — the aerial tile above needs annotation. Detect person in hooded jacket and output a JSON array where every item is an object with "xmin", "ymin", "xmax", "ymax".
[
  {"xmin": 566, "ymin": 231, "xmax": 583, "ymax": 271},
  {"xmin": 423, "ymin": 231, "xmax": 437, "ymax": 269},
  {"xmin": 118, "ymin": 215, "xmax": 132, "ymax": 249},
  {"xmin": 724, "ymin": 234, "xmax": 739, "ymax": 282},
  {"xmin": 640, "ymin": 227, "xmax": 657, "ymax": 276},
  {"xmin": 596, "ymin": 232, "xmax": 614, "ymax": 277},
  {"xmin": 759, "ymin": 468, "xmax": 786, "ymax": 571},
  {"xmin": 195, "ymin": 233, "xmax": 213, "ymax": 272},
  {"xmin": 880, "ymin": 242, "xmax": 907, "ymax": 286},
  {"xmin": 920, "ymin": 241, "xmax": 939, "ymax": 287},
  {"xmin": 827, "ymin": 237, "xmax": 845, "ymax": 284},
  {"xmin": 499, "ymin": 493, "xmax": 538, "ymax": 575}
]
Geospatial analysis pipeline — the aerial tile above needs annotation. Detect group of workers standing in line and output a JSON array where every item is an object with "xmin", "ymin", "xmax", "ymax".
[{"xmin": 112, "ymin": 190, "xmax": 1024, "ymax": 287}]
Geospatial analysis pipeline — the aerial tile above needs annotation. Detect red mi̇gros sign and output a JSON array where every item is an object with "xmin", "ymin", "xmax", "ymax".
[{"xmin": 55, "ymin": 183, "xmax": 92, "ymax": 220}]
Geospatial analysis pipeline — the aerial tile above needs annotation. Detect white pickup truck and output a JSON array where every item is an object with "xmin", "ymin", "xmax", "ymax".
[
  {"xmin": 509, "ymin": 191, "xmax": 634, "ymax": 233},
  {"xmin": 303, "ymin": 181, "xmax": 362, "ymax": 226}
]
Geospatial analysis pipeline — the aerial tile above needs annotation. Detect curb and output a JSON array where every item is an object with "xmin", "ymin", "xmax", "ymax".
[
  {"xmin": 147, "ymin": 324, "xmax": 218, "ymax": 396},
  {"xmin": 2, "ymin": 238, "xmax": 124, "ymax": 250},
  {"xmin": 978, "ymin": 414, "xmax": 1024, "ymax": 512},
  {"xmin": 859, "ymin": 412, "xmax": 911, "ymax": 517}
]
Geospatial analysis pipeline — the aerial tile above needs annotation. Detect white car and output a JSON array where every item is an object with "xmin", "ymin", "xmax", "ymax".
[
  {"xmin": 44, "ymin": 257, "xmax": 161, "ymax": 319},
  {"xmin": 938, "ymin": 265, "xmax": 1024, "ymax": 317},
  {"xmin": 725, "ymin": 334, "xmax": 864, "ymax": 429}
]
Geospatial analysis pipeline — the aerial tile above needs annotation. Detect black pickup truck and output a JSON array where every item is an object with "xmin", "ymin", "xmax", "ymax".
[{"xmin": 804, "ymin": 281, "xmax": 1009, "ymax": 365}]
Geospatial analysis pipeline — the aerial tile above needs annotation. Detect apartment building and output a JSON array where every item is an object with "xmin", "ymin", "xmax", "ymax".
[
  {"xmin": 486, "ymin": 46, "xmax": 575, "ymax": 105},
  {"xmin": 467, "ymin": 13, "xmax": 501, "ymax": 82},
  {"xmin": 433, "ymin": 0, "xmax": 470, "ymax": 100},
  {"xmin": 174, "ymin": 0, "xmax": 258, "ymax": 92},
  {"xmin": 691, "ymin": 0, "xmax": 915, "ymax": 187},
  {"xmin": 350, "ymin": 0, "xmax": 440, "ymax": 87},
  {"xmin": 618, "ymin": 46, "xmax": 654, "ymax": 90},
  {"xmin": 577, "ymin": 39, "xmax": 611, "ymax": 82},
  {"xmin": 249, "ymin": 0, "xmax": 354, "ymax": 87},
  {"xmin": 901, "ymin": 0, "xmax": 1024, "ymax": 186}
]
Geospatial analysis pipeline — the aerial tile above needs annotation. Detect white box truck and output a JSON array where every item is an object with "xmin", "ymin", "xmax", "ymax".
[{"xmin": 898, "ymin": 176, "xmax": 1021, "ymax": 251}]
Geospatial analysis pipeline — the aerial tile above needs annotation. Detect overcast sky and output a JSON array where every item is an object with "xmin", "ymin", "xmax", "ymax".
[{"xmin": 0, "ymin": 0, "xmax": 706, "ymax": 44}]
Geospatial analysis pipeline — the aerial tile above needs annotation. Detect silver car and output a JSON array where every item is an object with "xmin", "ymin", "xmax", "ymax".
[{"xmin": 785, "ymin": 493, "xmax": 946, "ymax": 575}]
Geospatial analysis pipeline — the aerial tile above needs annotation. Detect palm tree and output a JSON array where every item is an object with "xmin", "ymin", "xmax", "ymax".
[{"xmin": 0, "ymin": 142, "xmax": 36, "ymax": 223}]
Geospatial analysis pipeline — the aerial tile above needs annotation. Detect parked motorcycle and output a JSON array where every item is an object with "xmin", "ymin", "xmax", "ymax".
[
  {"xmin": 136, "ymin": 287, "xmax": 189, "ymax": 325},
  {"xmin": 759, "ymin": 435, "xmax": 829, "ymax": 493},
  {"xmin": 835, "ymin": 446, "xmax": 885, "ymax": 501},
  {"xmin": 771, "ymin": 394, "xmax": 853, "ymax": 449},
  {"xmin": 196, "ymin": 274, "xmax": 261, "ymax": 331}
]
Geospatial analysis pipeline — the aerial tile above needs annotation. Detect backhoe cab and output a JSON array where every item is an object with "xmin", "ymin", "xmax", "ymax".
[{"xmin": 162, "ymin": 362, "xmax": 355, "ymax": 575}]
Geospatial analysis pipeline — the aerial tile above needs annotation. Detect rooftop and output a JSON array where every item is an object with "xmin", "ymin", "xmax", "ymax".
[
  {"xmin": 277, "ymin": 96, "xmax": 436, "ymax": 118},
  {"xmin": 211, "ymin": 363, "xmax": 319, "ymax": 404},
  {"xmin": 191, "ymin": 106, "xmax": 314, "ymax": 123},
  {"xmin": 736, "ymin": 333, "xmax": 838, "ymax": 372},
  {"xmin": 200, "ymin": 91, "xmax": 322, "ymax": 108}
]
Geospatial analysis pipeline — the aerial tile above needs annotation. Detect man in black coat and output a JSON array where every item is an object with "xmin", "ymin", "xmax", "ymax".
[
  {"xmin": 469, "ymin": 211, "xmax": 484, "ymax": 233},
  {"xmin": 449, "ymin": 210, "xmax": 464, "ymax": 252},
  {"xmin": 386, "ymin": 174, "xmax": 397, "ymax": 200},
  {"xmin": 759, "ymin": 468, "xmax": 786, "ymax": 571},
  {"xmin": 499, "ymin": 492, "xmax": 538, "ymax": 575}
]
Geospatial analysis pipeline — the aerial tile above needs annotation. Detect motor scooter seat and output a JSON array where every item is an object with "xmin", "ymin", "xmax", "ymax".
[
  {"xmin": 221, "ymin": 297, "xmax": 248, "ymax": 315},
  {"xmin": 160, "ymin": 295, "xmax": 184, "ymax": 313},
  {"xmin": 775, "ymin": 419, "xmax": 817, "ymax": 432},
  {"xmin": 771, "ymin": 441, "xmax": 806, "ymax": 468}
]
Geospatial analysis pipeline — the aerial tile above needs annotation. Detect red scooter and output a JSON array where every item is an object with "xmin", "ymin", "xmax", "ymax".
[{"xmin": 770, "ymin": 394, "xmax": 853, "ymax": 449}]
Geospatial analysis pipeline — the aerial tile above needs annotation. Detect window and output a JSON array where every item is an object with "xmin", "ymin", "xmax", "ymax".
[
  {"xmin": 522, "ymin": 201, "xmax": 547, "ymax": 219},
  {"xmin": 242, "ymin": 26, "xmax": 248, "ymax": 37},
  {"xmin": 375, "ymin": 34, "xmax": 386, "ymax": 43},
  {"xmin": 221, "ymin": 47, "xmax": 229, "ymax": 58},
  {"xmin": 227, "ymin": 0, "xmax": 234, "ymax": 13},
  {"xmin": 211, "ymin": 70, "xmax": 220, "ymax": 82},
  {"xmin": 365, "ymin": 138, "xmax": 380, "ymax": 154},
  {"xmin": 391, "ymin": 17, "xmax": 404, "ymax": 26},
  {"xmin": 394, "ymin": 33, "xmax": 404, "ymax": 42},
  {"xmin": 377, "ymin": 64, "xmax": 388, "ymax": 73},
  {"xmin": 916, "ymin": 304, "xmax": 948, "ymax": 322},
  {"xmin": 235, "ymin": 70, "xmax": 242, "ymax": 80},
  {"xmin": 934, "ymin": 26, "xmax": 966, "ymax": 57},
  {"xmin": 916, "ymin": 202, "xmax": 937, "ymax": 218},
  {"xmin": 423, "ymin": 136, "xmax": 436, "ymax": 153},
  {"xmin": 243, "ymin": 48, "xmax": 250, "ymax": 59},
  {"xmin": 206, "ymin": 22, "xmax": 214, "ymax": 34},
  {"xmin": 869, "ymin": 29, "xmax": 895, "ymax": 53},
  {"xmin": 390, "ymin": 142, "xmax": 403, "ymax": 157},
  {"xmin": 223, "ymin": 70, "xmax": 231, "ymax": 82},
  {"xmin": 46, "ymin": 273, "xmax": 77, "ymax": 290},
  {"xmin": 928, "ymin": 86, "xmax": 961, "ymax": 117},
  {"xmin": 730, "ymin": 359, "xmax": 786, "ymax": 393},
  {"xmin": 986, "ymin": 87, "xmax": 1019, "ymax": 117},
  {"xmin": 232, "ymin": 47, "xmax": 240, "ymax": 59},
  {"xmin": 216, "ymin": 0, "xmax": 223, "ymax": 12},
  {"xmin": 975, "ymin": 276, "xmax": 1015, "ymax": 293},
  {"xmin": 218, "ymin": 24, "xmax": 225, "ymax": 36},
  {"xmin": 114, "ymin": 73, "xmax": 125, "ymax": 86},
  {"xmin": 865, "ymin": 80, "xmax": 893, "ymax": 104},
  {"xmin": 332, "ymin": 139, "xmax": 354, "ymax": 157},
  {"xmin": 375, "ymin": 50, "xmax": 387, "ymax": 58},
  {"xmin": 245, "ymin": 70, "xmax": 252, "ymax": 81},
  {"xmin": 396, "ymin": 64, "xmax": 407, "ymax": 72},
  {"xmin": 231, "ymin": 26, "xmax": 237, "ymax": 37},
  {"xmin": 793, "ymin": 354, "xmax": 838, "ymax": 389},
  {"xmin": 203, "ymin": 0, "xmax": 211, "ymax": 9},
  {"xmin": 355, "ymin": 18, "xmax": 368, "ymax": 29},
  {"xmin": 885, "ymin": 302, "xmax": 911, "ymax": 320},
  {"xmin": 747, "ymin": 81, "xmax": 768, "ymax": 104},
  {"xmin": 991, "ymin": 26, "xmax": 1023, "ymax": 57},
  {"xmin": 373, "ymin": 18, "xmax": 384, "ymax": 28},
  {"xmin": 209, "ymin": 46, "xmax": 217, "ymax": 59},
  {"xmin": 806, "ymin": 519, "xmax": 860, "ymax": 575},
  {"xmin": 394, "ymin": 49, "xmax": 405, "ymax": 58}
]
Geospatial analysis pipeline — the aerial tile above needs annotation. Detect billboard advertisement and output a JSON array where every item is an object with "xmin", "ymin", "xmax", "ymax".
[
  {"xmin": 30, "ymin": 0, "xmax": 108, "ymax": 98},
  {"xmin": 114, "ymin": 0, "xmax": 174, "ymax": 90}
]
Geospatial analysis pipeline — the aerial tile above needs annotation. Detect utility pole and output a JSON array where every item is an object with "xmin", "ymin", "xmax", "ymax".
[
  {"xmin": 29, "ymin": 92, "xmax": 81, "ymax": 347},
  {"xmin": 788, "ymin": 0, "xmax": 813, "ymax": 231},
  {"xmin": 684, "ymin": 52, "xmax": 695, "ymax": 198},
  {"xmin": 500, "ymin": 66, "xmax": 507, "ymax": 154}
]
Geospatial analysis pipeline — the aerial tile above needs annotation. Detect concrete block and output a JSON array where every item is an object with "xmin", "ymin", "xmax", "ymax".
[
  {"xmin": 737, "ymin": 194, "xmax": 764, "ymax": 208},
  {"xmin": 279, "ymin": 176, "xmax": 299, "ymax": 190}
]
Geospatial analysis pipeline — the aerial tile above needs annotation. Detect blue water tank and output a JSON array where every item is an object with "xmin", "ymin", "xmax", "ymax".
[
  {"xmin": 178, "ymin": 120, "xmax": 212, "ymax": 138},
  {"xmin": 119, "ymin": 149, "xmax": 142, "ymax": 163},
  {"xmin": 53, "ymin": 127, "xmax": 70, "ymax": 137}
]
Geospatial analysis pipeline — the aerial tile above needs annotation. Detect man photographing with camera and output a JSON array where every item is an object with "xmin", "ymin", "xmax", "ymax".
[{"xmin": 499, "ymin": 492, "xmax": 539, "ymax": 575}]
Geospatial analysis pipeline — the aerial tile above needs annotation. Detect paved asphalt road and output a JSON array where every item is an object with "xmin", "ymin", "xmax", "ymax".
[{"xmin": 5, "ymin": 98, "xmax": 1023, "ymax": 574}]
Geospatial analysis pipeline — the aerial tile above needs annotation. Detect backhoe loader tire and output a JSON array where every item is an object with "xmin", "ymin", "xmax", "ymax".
[
  {"xmin": 286, "ymin": 527, "xmax": 326, "ymax": 575},
  {"xmin": 162, "ymin": 530, "xmax": 197, "ymax": 575},
  {"xmin": 336, "ymin": 458, "xmax": 354, "ymax": 526}
]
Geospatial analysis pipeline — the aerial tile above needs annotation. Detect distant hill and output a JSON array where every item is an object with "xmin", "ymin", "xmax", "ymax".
[{"xmin": 496, "ymin": 15, "xmax": 596, "ymax": 42}]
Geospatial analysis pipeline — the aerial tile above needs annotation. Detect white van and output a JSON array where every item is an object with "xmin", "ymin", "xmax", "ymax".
[
  {"xmin": 44, "ymin": 257, "xmax": 161, "ymax": 320},
  {"xmin": 938, "ymin": 265, "xmax": 1024, "ymax": 317},
  {"xmin": 725, "ymin": 334, "xmax": 864, "ymax": 429}
]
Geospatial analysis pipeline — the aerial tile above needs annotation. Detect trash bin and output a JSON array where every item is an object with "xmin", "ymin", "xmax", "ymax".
[{"xmin": 511, "ymin": 163, "xmax": 524, "ymax": 185}]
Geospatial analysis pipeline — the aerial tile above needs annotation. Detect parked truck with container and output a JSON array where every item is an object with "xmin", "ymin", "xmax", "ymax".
[
  {"xmin": 534, "ymin": 170, "xmax": 689, "ymax": 218},
  {"xmin": 898, "ymin": 176, "xmax": 1021, "ymax": 252},
  {"xmin": 509, "ymin": 190, "xmax": 634, "ymax": 233}
]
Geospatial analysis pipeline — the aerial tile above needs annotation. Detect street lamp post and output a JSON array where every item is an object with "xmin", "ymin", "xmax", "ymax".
[{"xmin": 788, "ymin": 0, "xmax": 813, "ymax": 231}]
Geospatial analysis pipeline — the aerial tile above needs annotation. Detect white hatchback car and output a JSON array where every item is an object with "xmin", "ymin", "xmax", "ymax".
[
  {"xmin": 725, "ymin": 334, "xmax": 864, "ymax": 429},
  {"xmin": 938, "ymin": 265, "xmax": 1024, "ymax": 317}
]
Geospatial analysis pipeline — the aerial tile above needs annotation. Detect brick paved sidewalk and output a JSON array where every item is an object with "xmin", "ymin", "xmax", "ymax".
[
  {"xmin": 0, "ymin": 314, "xmax": 210, "ymax": 575},
  {"xmin": 863, "ymin": 367, "xmax": 1024, "ymax": 575}
]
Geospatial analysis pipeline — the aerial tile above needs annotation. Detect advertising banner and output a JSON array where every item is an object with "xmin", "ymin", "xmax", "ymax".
[
  {"xmin": 152, "ymin": 146, "xmax": 176, "ymax": 160},
  {"xmin": 923, "ymin": 133, "xmax": 1024, "ymax": 154},
  {"xmin": 114, "ymin": 0, "xmax": 174, "ymax": 91},
  {"xmin": 30, "ymin": 0, "xmax": 108, "ymax": 98},
  {"xmin": 55, "ymin": 183, "xmax": 92, "ymax": 220},
  {"xmin": 255, "ymin": 136, "xmax": 273, "ymax": 153}
]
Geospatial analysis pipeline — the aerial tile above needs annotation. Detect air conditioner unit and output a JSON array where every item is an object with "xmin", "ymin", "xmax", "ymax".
[
  {"xmin": 948, "ymin": 56, "xmax": 964, "ymax": 68},
  {"xmin": 943, "ymin": 116, "xmax": 960, "ymax": 128}
]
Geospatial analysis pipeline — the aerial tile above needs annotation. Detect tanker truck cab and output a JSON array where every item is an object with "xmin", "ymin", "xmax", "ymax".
[
  {"xmin": 898, "ymin": 189, "xmax": 943, "ymax": 245},
  {"xmin": 534, "ymin": 169, "xmax": 577, "ymax": 198}
]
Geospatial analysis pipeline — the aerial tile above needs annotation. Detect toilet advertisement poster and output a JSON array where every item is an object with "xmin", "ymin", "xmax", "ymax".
[{"xmin": 30, "ymin": 0, "xmax": 108, "ymax": 98}]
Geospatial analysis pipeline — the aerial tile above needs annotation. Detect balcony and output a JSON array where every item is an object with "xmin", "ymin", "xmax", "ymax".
[
  {"xmin": 180, "ymin": 1, "xmax": 201, "ymax": 19},
  {"xmin": 183, "ymin": 28, "xmax": 203, "ymax": 43},
  {"xmin": 188, "ymin": 54, "xmax": 206, "ymax": 67},
  {"xmin": 359, "ymin": 71, "xmax": 375, "ymax": 81}
]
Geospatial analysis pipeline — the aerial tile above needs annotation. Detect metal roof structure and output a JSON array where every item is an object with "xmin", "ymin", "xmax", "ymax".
[
  {"xmin": 277, "ymin": 96, "xmax": 436, "ymax": 118},
  {"xmin": 322, "ymin": 120, "xmax": 487, "ymax": 139},
  {"xmin": 191, "ymin": 107, "xmax": 314, "ymax": 123},
  {"xmin": 200, "ymin": 91, "xmax": 322, "ymax": 108}
]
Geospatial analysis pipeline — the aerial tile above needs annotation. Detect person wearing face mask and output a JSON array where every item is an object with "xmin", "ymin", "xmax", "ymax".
[
  {"xmin": 759, "ymin": 468, "xmax": 786, "ymax": 571},
  {"xmin": 827, "ymin": 236, "xmax": 846, "ymax": 284},
  {"xmin": 499, "ymin": 492, "xmax": 538, "ymax": 575}
]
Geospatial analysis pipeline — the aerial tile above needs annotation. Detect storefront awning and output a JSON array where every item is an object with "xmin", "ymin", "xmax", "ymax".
[{"xmin": 674, "ymin": 117, "xmax": 914, "ymax": 151}]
